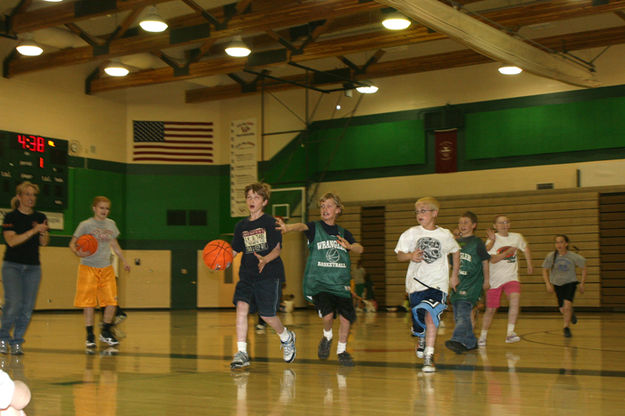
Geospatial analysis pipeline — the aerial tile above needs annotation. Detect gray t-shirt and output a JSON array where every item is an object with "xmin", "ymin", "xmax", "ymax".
[
  {"xmin": 73, "ymin": 217, "xmax": 120, "ymax": 268},
  {"xmin": 542, "ymin": 251, "xmax": 585, "ymax": 286}
]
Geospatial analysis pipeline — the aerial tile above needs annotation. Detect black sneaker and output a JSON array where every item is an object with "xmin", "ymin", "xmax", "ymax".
[
  {"xmin": 318, "ymin": 337, "xmax": 332, "ymax": 360},
  {"xmin": 337, "ymin": 351, "xmax": 355, "ymax": 367},
  {"xmin": 571, "ymin": 313, "xmax": 578, "ymax": 325},
  {"xmin": 563, "ymin": 327, "xmax": 572, "ymax": 338},
  {"xmin": 445, "ymin": 340, "xmax": 467, "ymax": 354},
  {"xmin": 416, "ymin": 337, "xmax": 425, "ymax": 358},
  {"xmin": 100, "ymin": 331, "xmax": 119, "ymax": 346},
  {"xmin": 86, "ymin": 334, "xmax": 96, "ymax": 348}
]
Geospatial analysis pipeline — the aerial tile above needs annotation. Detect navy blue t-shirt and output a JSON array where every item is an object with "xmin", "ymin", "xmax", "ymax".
[
  {"xmin": 2, "ymin": 209, "xmax": 47, "ymax": 265},
  {"xmin": 232, "ymin": 213, "xmax": 284, "ymax": 281}
]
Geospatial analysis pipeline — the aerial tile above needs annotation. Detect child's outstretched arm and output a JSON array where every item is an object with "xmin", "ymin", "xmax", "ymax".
[
  {"xmin": 275, "ymin": 217, "xmax": 309, "ymax": 234},
  {"xmin": 336, "ymin": 236, "xmax": 364, "ymax": 254},
  {"xmin": 523, "ymin": 244, "xmax": 533, "ymax": 274},
  {"xmin": 254, "ymin": 242, "xmax": 281, "ymax": 273}
]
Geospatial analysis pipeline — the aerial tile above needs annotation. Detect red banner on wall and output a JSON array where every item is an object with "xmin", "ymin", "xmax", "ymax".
[{"xmin": 435, "ymin": 129, "xmax": 458, "ymax": 173}]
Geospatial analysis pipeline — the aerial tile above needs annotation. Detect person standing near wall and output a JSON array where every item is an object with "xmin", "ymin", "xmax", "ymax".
[
  {"xmin": 70, "ymin": 196, "xmax": 130, "ymax": 349},
  {"xmin": 1, "ymin": 182, "xmax": 49, "ymax": 355},
  {"xmin": 541, "ymin": 235, "xmax": 586, "ymax": 338}
]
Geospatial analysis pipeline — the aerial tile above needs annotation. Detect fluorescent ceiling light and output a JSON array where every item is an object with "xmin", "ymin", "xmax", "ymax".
[
  {"xmin": 140, "ymin": 6, "xmax": 168, "ymax": 33},
  {"xmin": 225, "ymin": 36, "xmax": 251, "ymax": 57},
  {"xmin": 498, "ymin": 65, "xmax": 523, "ymax": 75},
  {"xmin": 382, "ymin": 13, "xmax": 411, "ymax": 30},
  {"xmin": 104, "ymin": 62, "xmax": 129, "ymax": 77}
]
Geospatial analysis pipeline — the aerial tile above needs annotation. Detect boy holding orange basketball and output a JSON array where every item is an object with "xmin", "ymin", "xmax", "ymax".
[
  {"xmin": 230, "ymin": 183, "xmax": 295, "ymax": 369},
  {"xmin": 276, "ymin": 192, "xmax": 363, "ymax": 367},
  {"xmin": 70, "ymin": 196, "xmax": 130, "ymax": 349}
]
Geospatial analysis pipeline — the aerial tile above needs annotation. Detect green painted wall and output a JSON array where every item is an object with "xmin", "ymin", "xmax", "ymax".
[{"xmin": 465, "ymin": 96, "xmax": 625, "ymax": 159}]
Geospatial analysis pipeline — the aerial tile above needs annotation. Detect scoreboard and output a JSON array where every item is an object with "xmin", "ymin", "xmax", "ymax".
[{"xmin": 1, "ymin": 129, "xmax": 68, "ymax": 211}]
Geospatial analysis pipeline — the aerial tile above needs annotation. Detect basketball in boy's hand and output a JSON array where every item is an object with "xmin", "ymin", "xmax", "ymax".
[
  {"xmin": 203, "ymin": 240, "xmax": 233, "ymax": 271},
  {"xmin": 76, "ymin": 234, "xmax": 98, "ymax": 255}
]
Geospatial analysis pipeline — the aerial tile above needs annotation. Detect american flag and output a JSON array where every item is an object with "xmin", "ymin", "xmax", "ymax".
[{"xmin": 133, "ymin": 121, "xmax": 214, "ymax": 163}]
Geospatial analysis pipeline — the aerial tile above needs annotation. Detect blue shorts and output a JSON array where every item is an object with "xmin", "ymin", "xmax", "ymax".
[
  {"xmin": 409, "ymin": 288, "xmax": 447, "ymax": 337},
  {"xmin": 233, "ymin": 278, "xmax": 281, "ymax": 317}
]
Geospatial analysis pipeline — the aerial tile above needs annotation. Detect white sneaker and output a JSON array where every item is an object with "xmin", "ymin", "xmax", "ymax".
[
  {"xmin": 422, "ymin": 354, "xmax": 435, "ymax": 373},
  {"xmin": 478, "ymin": 337, "xmax": 487, "ymax": 347},
  {"xmin": 281, "ymin": 330, "xmax": 296, "ymax": 363},
  {"xmin": 416, "ymin": 337, "xmax": 425, "ymax": 358},
  {"xmin": 505, "ymin": 333, "xmax": 521, "ymax": 343}
]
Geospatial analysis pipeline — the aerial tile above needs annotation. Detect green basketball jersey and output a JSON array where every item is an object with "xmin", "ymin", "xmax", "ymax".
[
  {"xmin": 303, "ymin": 222, "xmax": 352, "ymax": 300},
  {"xmin": 450, "ymin": 235, "xmax": 489, "ymax": 305}
]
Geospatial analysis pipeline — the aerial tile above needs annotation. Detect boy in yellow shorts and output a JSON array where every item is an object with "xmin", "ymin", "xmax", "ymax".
[{"xmin": 70, "ymin": 196, "xmax": 130, "ymax": 349}]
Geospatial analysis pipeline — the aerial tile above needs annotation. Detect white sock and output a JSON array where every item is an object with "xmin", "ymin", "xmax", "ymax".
[
  {"xmin": 507, "ymin": 324, "xmax": 515, "ymax": 336},
  {"xmin": 480, "ymin": 330, "xmax": 488, "ymax": 339},
  {"xmin": 337, "ymin": 342, "xmax": 347, "ymax": 354},
  {"xmin": 425, "ymin": 346, "xmax": 434, "ymax": 357},
  {"xmin": 323, "ymin": 329, "xmax": 333, "ymax": 340},
  {"xmin": 237, "ymin": 342, "xmax": 247, "ymax": 353},
  {"xmin": 279, "ymin": 328, "xmax": 291, "ymax": 342}
]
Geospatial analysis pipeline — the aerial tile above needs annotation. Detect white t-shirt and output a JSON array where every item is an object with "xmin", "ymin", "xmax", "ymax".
[
  {"xmin": 487, "ymin": 232, "xmax": 527, "ymax": 289},
  {"xmin": 394, "ymin": 225, "xmax": 460, "ymax": 294},
  {"xmin": 0, "ymin": 370, "xmax": 15, "ymax": 409}
]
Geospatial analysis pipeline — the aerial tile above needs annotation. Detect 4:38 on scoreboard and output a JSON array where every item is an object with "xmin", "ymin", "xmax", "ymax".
[{"xmin": 1, "ymin": 129, "xmax": 68, "ymax": 211}]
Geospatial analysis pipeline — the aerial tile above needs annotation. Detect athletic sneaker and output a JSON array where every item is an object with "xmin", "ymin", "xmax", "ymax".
[
  {"xmin": 563, "ymin": 327, "xmax": 572, "ymax": 338},
  {"xmin": 478, "ymin": 337, "xmax": 487, "ymax": 347},
  {"xmin": 571, "ymin": 313, "xmax": 578, "ymax": 325},
  {"xmin": 230, "ymin": 351, "xmax": 251, "ymax": 369},
  {"xmin": 281, "ymin": 330, "xmax": 296, "ymax": 363},
  {"xmin": 422, "ymin": 354, "xmax": 435, "ymax": 373},
  {"xmin": 416, "ymin": 337, "xmax": 425, "ymax": 358},
  {"xmin": 11, "ymin": 344, "xmax": 23, "ymax": 355},
  {"xmin": 505, "ymin": 333, "xmax": 521, "ymax": 343},
  {"xmin": 318, "ymin": 337, "xmax": 332, "ymax": 360},
  {"xmin": 114, "ymin": 311, "xmax": 127, "ymax": 325},
  {"xmin": 86, "ymin": 334, "xmax": 96, "ymax": 348},
  {"xmin": 0, "ymin": 341, "xmax": 8, "ymax": 355},
  {"xmin": 445, "ymin": 340, "xmax": 467, "ymax": 354},
  {"xmin": 337, "ymin": 351, "xmax": 355, "ymax": 367},
  {"xmin": 100, "ymin": 331, "xmax": 119, "ymax": 346}
]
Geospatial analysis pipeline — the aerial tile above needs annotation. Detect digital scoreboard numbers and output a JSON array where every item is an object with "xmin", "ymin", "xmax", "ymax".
[{"xmin": 1, "ymin": 130, "xmax": 68, "ymax": 211}]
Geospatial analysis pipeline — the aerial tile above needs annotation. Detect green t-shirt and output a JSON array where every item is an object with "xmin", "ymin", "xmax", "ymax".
[
  {"xmin": 303, "ymin": 222, "xmax": 352, "ymax": 300},
  {"xmin": 450, "ymin": 235, "xmax": 490, "ymax": 305}
]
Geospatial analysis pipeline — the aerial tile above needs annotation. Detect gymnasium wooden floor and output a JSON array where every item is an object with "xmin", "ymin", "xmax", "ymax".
[{"xmin": 6, "ymin": 309, "xmax": 625, "ymax": 416}]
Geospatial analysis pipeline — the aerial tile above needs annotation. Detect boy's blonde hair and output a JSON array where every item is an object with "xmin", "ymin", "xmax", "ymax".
[
  {"xmin": 11, "ymin": 181, "xmax": 39, "ymax": 209},
  {"xmin": 244, "ymin": 182, "xmax": 271, "ymax": 201},
  {"xmin": 416, "ymin": 196, "xmax": 440, "ymax": 211},
  {"xmin": 319, "ymin": 192, "xmax": 344, "ymax": 214},
  {"xmin": 92, "ymin": 196, "xmax": 111, "ymax": 208}
]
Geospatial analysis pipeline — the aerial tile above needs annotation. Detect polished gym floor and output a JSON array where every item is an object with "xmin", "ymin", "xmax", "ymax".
[{"xmin": 5, "ymin": 309, "xmax": 625, "ymax": 415}]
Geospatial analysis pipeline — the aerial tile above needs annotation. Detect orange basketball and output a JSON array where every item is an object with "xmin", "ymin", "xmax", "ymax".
[
  {"xmin": 76, "ymin": 234, "xmax": 98, "ymax": 255},
  {"xmin": 203, "ymin": 239, "xmax": 233, "ymax": 271}
]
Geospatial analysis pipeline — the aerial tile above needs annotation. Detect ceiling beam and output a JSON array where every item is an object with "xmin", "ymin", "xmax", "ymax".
[
  {"xmin": 6, "ymin": 0, "xmax": 382, "ymax": 77},
  {"xmin": 9, "ymin": 0, "xmax": 171, "ymax": 34},
  {"xmin": 185, "ymin": 26, "xmax": 625, "ymax": 103}
]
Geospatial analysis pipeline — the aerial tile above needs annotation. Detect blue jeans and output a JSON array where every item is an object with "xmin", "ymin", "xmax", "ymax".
[
  {"xmin": 1, "ymin": 261, "xmax": 42, "ymax": 345},
  {"xmin": 450, "ymin": 300, "xmax": 477, "ymax": 349}
]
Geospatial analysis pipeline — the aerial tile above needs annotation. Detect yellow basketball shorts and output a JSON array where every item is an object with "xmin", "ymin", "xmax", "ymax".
[{"xmin": 74, "ymin": 264, "xmax": 118, "ymax": 308}]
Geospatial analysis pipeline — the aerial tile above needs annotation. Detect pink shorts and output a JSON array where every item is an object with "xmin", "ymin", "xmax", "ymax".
[{"xmin": 485, "ymin": 280, "xmax": 521, "ymax": 309}]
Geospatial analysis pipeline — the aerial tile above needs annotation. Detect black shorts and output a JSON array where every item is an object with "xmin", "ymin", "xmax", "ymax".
[
  {"xmin": 554, "ymin": 281, "xmax": 578, "ymax": 307},
  {"xmin": 312, "ymin": 292, "xmax": 356, "ymax": 323},
  {"xmin": 233, "ymin": 278, "xmax": 281, "ymax": 317}
]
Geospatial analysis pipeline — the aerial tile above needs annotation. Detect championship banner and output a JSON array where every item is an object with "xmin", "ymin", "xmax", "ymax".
[
  {"xmin": 230, "ymin": 119, "xmax": 258, "ymax": 217},
  {"xmin": 434, "ymin": 129, "xmax": 458, "ymax": 173}
]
